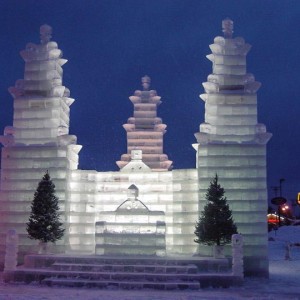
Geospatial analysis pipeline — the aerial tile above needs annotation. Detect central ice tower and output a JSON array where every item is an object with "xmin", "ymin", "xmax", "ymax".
[
  {"xmin": 194, "ymin": 19, "xmax": 272, "ymax": 276},
  {"xmin": 117, "ymin": 76, "xmax": 172, "ymax": 171}
]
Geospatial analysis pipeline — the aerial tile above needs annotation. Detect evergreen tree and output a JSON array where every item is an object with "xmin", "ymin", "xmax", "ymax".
[
  {"xmin": 194, "ymin": 174, "xmax": 237, "ymax": 246},
  {"xmin": 27, "ymin": 171, "xmax": 64, "ymax": 243}
]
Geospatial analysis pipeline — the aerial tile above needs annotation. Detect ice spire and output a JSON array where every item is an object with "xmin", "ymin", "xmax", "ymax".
[
  {"xmin": 2, "ymin": 25, "xmax": 80, "ymax": 148},
  {"xmin": 222, "ymin": 18, "xmax": 233, "ymax": 38},
  {"xmin": 40, "ymin": 24, "xmax": 52, "ymax": 44},
  {"xmin": 142, "ymin": 75, "xmax": 151, "ymax": 91},
  {"xmin": 197, "ymin": 18, "xmax": 271, "ymax": 144},
  {"xmin": 117, "ymin": 76, "xmax": 173, "ymax": 171}
]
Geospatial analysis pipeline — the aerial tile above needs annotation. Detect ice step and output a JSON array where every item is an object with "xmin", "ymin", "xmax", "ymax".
[
  {"xmin": 8, "ymin": 268, "xmax": 200, "ymax": 281},
  {"xmin": 4, "ymin": 268, "xmax": 240, "ymax": 289},
  {"xmin": 42, "ymin": 278, "xmax": 201, "ymax": 290},
  {"xmin": 52, "ymin": 262, "xmax": 198, "ymax": 274},
  {"xmin": 23, "ymin": 254, "xmax": 229, "ymax": 266},
  {"xmin": 4, "ymin": 254, "xmax": 239, "ymax": 289}
]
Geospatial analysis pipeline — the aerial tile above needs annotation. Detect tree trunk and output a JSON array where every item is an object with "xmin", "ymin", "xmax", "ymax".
[
  {"xmin": 38, "ymin": 241, "xmax": 48, "ymax": 254},
  {"xmin": 213, "ymin": 245, "xmax": 225, "ymax": 258}
]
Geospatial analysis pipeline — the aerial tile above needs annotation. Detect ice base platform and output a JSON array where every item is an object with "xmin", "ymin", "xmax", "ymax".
[{"xmin": 4, "ymin": 254, "xmax": 243, "ymax": 289}]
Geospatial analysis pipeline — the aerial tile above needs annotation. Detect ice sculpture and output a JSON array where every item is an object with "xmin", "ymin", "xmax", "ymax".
[
  {"xmin": 66, "ymin": 166, "xmax": 198, "ymax": 255},
  {"xmin": 0, "ymin": 25, "xmax": 81, "ymax": 258},
  {"xmin": 116, "ymin": 76, "xmax": 173, "ymax": 171},
  {"xmin": 0, "ymin": 22, "xmax": 270, "ymax": 277},
  {"xmin": 193, "ymin": 19, "xmax": 271, "ymax": 276},
  {"xmin": 95, "ymin": 184, "xmax": 166, "ymax": 256}
]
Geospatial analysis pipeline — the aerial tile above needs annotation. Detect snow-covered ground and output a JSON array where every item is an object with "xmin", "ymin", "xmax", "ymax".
[{"xmin": 1, "ymin": 226, "xmax": 300, "ymax": 300}]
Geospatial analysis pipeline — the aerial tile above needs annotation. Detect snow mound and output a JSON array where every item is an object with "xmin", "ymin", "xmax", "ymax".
[{"xmin": 269, "ymin": 225, "xmax": 300, "ymax": 244}]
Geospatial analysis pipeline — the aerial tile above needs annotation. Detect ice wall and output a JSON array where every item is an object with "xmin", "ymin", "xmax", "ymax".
[
  {"xmin": 194, "ymin": 19, "xmax": 272, "ymax": 276},
  {"xmin": 0, "ymin": 25, "xmax": 81, "ymax": 261},
  {"xmin": 116, "ymin": 76, "xmax": 172, "ymax": 171},
  {"xmin": 66, "ymin": 168, "xmax": 198, "ymax": 255}
]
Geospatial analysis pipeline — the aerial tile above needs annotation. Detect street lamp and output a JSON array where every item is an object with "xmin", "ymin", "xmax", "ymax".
[
  {"xmin": 279, "ymin": 178, "xmax": 285, "ymax": 197},
  {"xmin": 271, "ymin": 178, "xmax": 286, "ymax": 227}
]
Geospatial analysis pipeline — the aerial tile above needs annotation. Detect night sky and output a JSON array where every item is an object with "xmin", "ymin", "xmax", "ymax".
[{"xmin": 0, "ymin": 0, "xmax": 299, "ymax": 203}]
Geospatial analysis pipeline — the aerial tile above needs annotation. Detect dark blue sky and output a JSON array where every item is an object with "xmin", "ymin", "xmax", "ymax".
[{"xmin": 0, "ymin": 0, "xmax": 299, "ymax": 202}]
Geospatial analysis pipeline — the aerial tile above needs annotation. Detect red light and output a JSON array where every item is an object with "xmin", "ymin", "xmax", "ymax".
[{"xmin": 267, "ymin": 214, "xmax": 280, "ymax": 224}]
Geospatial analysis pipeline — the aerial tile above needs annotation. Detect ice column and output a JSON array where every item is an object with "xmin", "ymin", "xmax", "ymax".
[
  {"xmin": 231, "ymin": 234, "xmax": 243, "ymax": 278},
  {"xmin": 117, "ymin": 76, "xmax": 172, "ymax": 171},
  {"xmin": 0, "ymin": 25, "xmax": 82, "ymax": 260},
  {"xmin": 4, "ymin": 229, "xmax": 19, "ymax": 271},
  {"xmin": 194, "ymin": 19, "xmax": 271, "ymax": 276}
]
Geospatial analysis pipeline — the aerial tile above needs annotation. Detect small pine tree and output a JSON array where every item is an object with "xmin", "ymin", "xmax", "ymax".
[
  {"xmin": 194, "ymin": 174, "xmax": 237, "ymax": 246},
  {"xmin": 27, "ymin": 171, "xmax": 64, "ymax": 244}
]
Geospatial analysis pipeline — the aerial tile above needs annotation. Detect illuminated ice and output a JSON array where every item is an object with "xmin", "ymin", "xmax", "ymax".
[
  {"xmin": 0, "ymin": 21, "xmax": 271, "ymax": 277},
  {"xmin": 116, "ymin": 75, "xmax": 173, "ymax": 171},
  {"xmin": 0, "ymin": 25, "xmax": 81, "ymax": 256},
  {"xmin": 194, "ymin": 19, "xmax": 271, "ymax": 276},
  {"xmin": 95, "ymin": 184, "xmax": 166, "ymax": 256}
]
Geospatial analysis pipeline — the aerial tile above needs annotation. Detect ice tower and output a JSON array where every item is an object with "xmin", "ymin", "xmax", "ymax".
[
  {"xmin": 193, "ymin": 19, "xmax": 272, "ymax": 276},
  {"xmin": 116, "ymin": 76, "xmax": 173, "ymax": 171},
  {"xmin": 0, "ymin": 25, "xmax": 81, "ymax": 258}
]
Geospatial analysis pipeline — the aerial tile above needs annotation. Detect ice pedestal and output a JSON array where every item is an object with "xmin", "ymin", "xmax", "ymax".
[{"xmin": 95, "ymin": 198, "xmax": 166, "ymax": 256}]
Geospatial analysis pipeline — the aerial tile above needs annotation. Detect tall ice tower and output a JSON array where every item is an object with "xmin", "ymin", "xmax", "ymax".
[
  {"xmin": 117, "ymin": 76, "xmax": 172, "ymax": 171},
  {"xmin": 0, "ymin": 25, "xmax": 81, "ymax": 259},
  {"xmin": 194, "ymin": 19, "xmax": 272, "ymax": 276}
]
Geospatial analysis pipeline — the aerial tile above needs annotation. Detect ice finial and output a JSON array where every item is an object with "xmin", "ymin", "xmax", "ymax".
[
  {"xmin": 142, "ymin": 75, "xmax": 151, "ymax": 91},
  {"xmin": 222, "ymin": 18, "xmax": 233, "ymax": 38},
  {"xmin": 40, "ymin": 24, "xmax": 52, "ymax": 44}
]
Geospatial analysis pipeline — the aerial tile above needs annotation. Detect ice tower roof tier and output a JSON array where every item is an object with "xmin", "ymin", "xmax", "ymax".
[
  {"xmin": 116, "ymin": 76, "xmax": 172, "ymax": 171},
  {"xmin": 195, "ymin": 19, "xmax": 271, "ymax": 145},
  {"xmin": 1, "ymin": 25, "xmax": 77, "ymax": 147}
]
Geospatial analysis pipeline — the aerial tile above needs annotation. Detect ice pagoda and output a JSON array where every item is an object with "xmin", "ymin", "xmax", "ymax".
[
  {"xmin": 194, "ymin": 19, "xmax": 272, "ymax": 275},
  {"xmin": 0, "ymin": 25, "xmax": 81, "ymax": 255},
  {"xmin": 116, "ymin": 75, "xmax": 173, "ymax": 171},
  {"xmin": 0, "ymin": 20, "xmax": 271, "ymax": 277}
]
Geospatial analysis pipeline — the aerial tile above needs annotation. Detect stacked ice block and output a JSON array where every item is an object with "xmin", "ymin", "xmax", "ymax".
[
  {"xmin": 193, "ymin": 19, "xmax": 272, "ymax": 276},
  {"xmin": 0, "ymin": 25, "xmax": 81, "ymax": 258},
  {"xmin": 117, "ymin": 76, "xmax": 172, "ymax": 171}
]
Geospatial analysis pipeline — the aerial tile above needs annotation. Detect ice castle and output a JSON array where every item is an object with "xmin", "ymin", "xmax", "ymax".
[{"xmin": 0, "ymin": 20, "xmax": 271, "ymax": 276}]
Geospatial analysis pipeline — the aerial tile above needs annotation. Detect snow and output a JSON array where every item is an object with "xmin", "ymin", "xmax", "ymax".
[{"xmin": 0, "ymin": 226, "xmax": 300, "ymax": 299}]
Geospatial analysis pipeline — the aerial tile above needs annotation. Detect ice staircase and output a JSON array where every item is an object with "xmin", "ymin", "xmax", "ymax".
[{"xmin": 4, "ymin": 254, "xmax": 242, "ymax": 289}]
